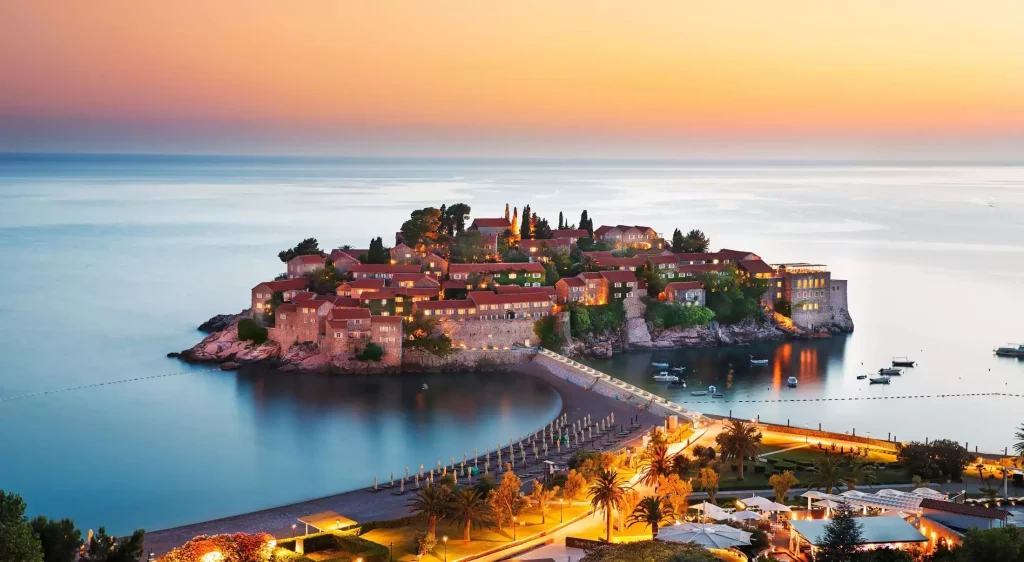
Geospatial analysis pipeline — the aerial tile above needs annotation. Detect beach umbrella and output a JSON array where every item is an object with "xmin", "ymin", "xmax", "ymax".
[
  {"xmin": 730, "ymin": 510, "xmax": 765, "ymax": 522},
  {"xmin": 659, "ymin": 524, "xmax": 751, "ymax": 549},
  {"xmin": 762, "ymin": 502, "xmax": 791, "ymax": 513},
  {"xmin": 813, "ymin": 499, "xmax": 848, "ymax": 510},
  {"xmin": 690, "ymin": 502, "xmax": 730, "ymax": 521},
  {"xmin": 740, "ymin": 496, "xmax": 776, "ymax": 511}
]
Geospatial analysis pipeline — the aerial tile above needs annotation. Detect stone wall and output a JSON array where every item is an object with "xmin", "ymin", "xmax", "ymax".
[
  {"xmin": 830, "ymin": 279, "xmax": 849, "ymax": 311},
  {"xmin": 402, "ymin": 348, "xmax": 535, "ymax": 371},
  {"xmin": 440, "ymin": 318, "xmax": 539, "ymax": 349},
  {"xmin": 749, "ymin": 419, "xmax": 899, "ymax": 452}
]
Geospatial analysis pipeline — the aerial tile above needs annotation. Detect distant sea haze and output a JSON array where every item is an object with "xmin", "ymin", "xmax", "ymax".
[{"xmin": 0, "ymin": 154, "xmax": 1022, "ymax": 533}]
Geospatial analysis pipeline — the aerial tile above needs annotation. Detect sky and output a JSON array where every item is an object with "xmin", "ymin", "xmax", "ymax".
[{"xmin": 2, "ymin": 1, "xmax": 1024, "ymax": 159}]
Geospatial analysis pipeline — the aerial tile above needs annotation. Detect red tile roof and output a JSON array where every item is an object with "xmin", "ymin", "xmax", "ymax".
[
  {"xmin": 256, "ymin": 278, "xmax": 310, "ymax": 292},
  {"xmin": 470, "ymin": 218, "xmax": 512, "ymax": 229},
  {"xmin": 342, "ymin": 278, "xmax": 387, "ymax": 289},
  {"xmin": 449, "ymin": 262, "xmax": 545, "ymax": 274},
  {"xmin": 495, "ymin": 285, "xmax": 523, "ymax": 294},
  {"xmin": 558, "ymin": 277, "xmax": 586, "ymax": 288},
  {"xmin": 329, "ymin": 248, "xmax": 365, "ymax": 262},
  {"xmin": 594, "ymin": 225, "xmax": 614, "ymax": 237},
  {"xmin": 677, "ymin": 263, "xmax": 725, "ymax": 275},
  {"xmin": 413, "ymin": 299, "xmax": 474, "ymax": 311},
  {"xmin": 521, "ymin": 286, "xmax": 556, "ymax": 295},
  {"xmin": 391, "ymin": 273, "xmax": 439, "ymax": 285},
  {"xmin": 599, "ymin": 270, "xmax": 639, "ymax": 284},
  {"xmin": 520, "ymin": 239, "xmax": 571, "ymax": 250},
  {"xmin": 739, "ymin": 259, "xmax": 775, "ymax": 276},
  {"xmin": 294, "ymin": 300, "xmax": 332, "ymax": 312},
  {"xmin": 468, "ymin": 291, "xmax": 553, "ymax": 306},
  {"xmin": 442, "ymin": 281, "xmax": 469, "ymax": 290},
  {"xmin": 674, "ymin": 252, "xmax": 713, "ymax": 263},
  {"xmin": 601, "ymin": 256, "xmax": 646, "ymax": 267},
  {"xmin": 360, "ymin": 290, "xmax": 397, "ymax": 300},
  {"xmin": 291, "ymin": 291, "xmax": 316, "ymax": 302},
  {"xmin": 373, "ymin": 316, "xmax": 403, "ymax": 324},
  {"xmin": 275, "ymin": 303, "xmax": 297, "ymax": 313},
  {"xmin": 578, "ymin": 272, "xmax": 603, "ymax": 280},
  {"xmin": 290, "ymin": 254, "xmax": 327, "ymax": 265},
  {"xmin": 646, "ymin": 255, "xmax": 679, "ymax": 265},
  {"xmin": 328, "ymin": 307, "xmax": 372, "ymax": 321},
  {"xmin": 718, "ymin": 249, "xmax": 759, "ymax": 260},
  {"xmin": 348, "ymin": 264, "xmax": 422, "ymax": 274},
  {"xmin": 920, "ymin": 499, "xmax": 1008, "ymax": 520},
  {"xmin": 397, "ymin": 287, "xmax": 439, "ymax": 298}
]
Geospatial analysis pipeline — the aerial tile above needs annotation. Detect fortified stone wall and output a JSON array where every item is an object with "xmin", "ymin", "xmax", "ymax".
[
  {"xmin": 831, "ymin": 279, "xmax": 849, "ymax": 311},
  {"xmin": 403, "ymin": 348, "xmax": 534, "ymax": 370},
  {"xmin": 440, "ymin": 318, "xmax": 538, "ymax": 349}
]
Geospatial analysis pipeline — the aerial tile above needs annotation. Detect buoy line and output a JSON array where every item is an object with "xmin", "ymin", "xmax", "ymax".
[
  {"xmin": 678, "ymin": 392, "xmax": 1020, "ymax": 405},
  {"xmin": 0, "ymin": 369, "xmax": 217, "ymax": 403}
]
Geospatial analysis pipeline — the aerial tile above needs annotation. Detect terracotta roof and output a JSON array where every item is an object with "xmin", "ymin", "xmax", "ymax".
[
  {"xmin": 397, "ymin": 287, "xmax": 439, "ymax": 297},
  {"xmin": 275, "ymin": 303, "xmax": 297, "ymax": 313},
  {"xmin": 468, "ymin": 291, "xmax": 553, "ymax": 306},
  {"xmin": 558, "ymin": 277, "xmax": 586, "ymax": 288},
  {"xmin": 343, "ymin": 278, "xmax": 387, "ymax": 289},
  {"xmin": 739, "ymin": 259, "xmax": 775, "ymax": 276},
  {"xmin": 442, "ymin": 281, "xmax": 469, "ymax": 290},
  {"xmin": 521, "ymin": 286, "xmax": 556, "ymax": 295},
  {"xmin": 413, "ymin": 299, "xmax": 474, "ymax": 311},
  {"xmin": 677, "ymin": 263, "xmax": 725, "ymax": 275},
  {"xmin": 449, "ymin": 262, "xmax": 545, "ymax": 274},
  {"xmin": 373, "ymin": 316, "xmax": 403, "ymax": 323},
  {"xmin": 348, "ymin": 264, "xmax": 422, "ymax": 274},
  {"xmin": 646, "ymin": 255, "xmax": 679, "ymax": 265},
  {"xmin": 920, "ymin": 499, "xmax": 1009, "ymax": 520},
  {"xmin": 317, "ymin": 296, "xmax": 360, "ymax": 307},
  {"xmin": 718, "ymin": 249, "xmax": 759, "ymax": 260},
  {"xmin": 551, "ymin": 229, "xmax": 589, "ymax": 238},
  {"xmin": 599, "ymin": 270, "xmax": 639, "ymax": 284},
  {"xmin": 520, "ymin": 238, "xmax": 570, "ymax": 250},
  {"xmin": 665, "ymin": 281, "xmax": 703, "ymax": 292},
  {"xmin": 594, "ymin": 225, "xmax": 614, "ymax": 237},
  {"xmin": 583, "ymin": 251, "xmax": 615, "ymax": 261},
  {"xmin": 601, "ymin": 256, "xmax": 646, "ymax": 267},
  {"xmin": 256, "ymin": 278, "xmax": 310, "ymax": 292},
  {"xmin": 327, "ymin": 307, "xmax": 372, "ymax": 321},
  {"xmin": 470, "ymin": 218, "xmax": 512, "ymax": 229},
  {"xmin": 329, "ymin": 248, "xmax": 365, "ymax": 262},
  {"xmin": 495, "ymin": 285, "xmax": 523, "ymax": 294},
  {"xmin": 294, "ymin": 300, "xmax": 332, "ymax": 312},
  {"xmin": 360, "ymin": 290, "xmax": 397, "ymax": 300},
  {"xmin": 578, "ymin": 272, "xmax": 603, "ymax": 281},
  {"xmin": 391, "ymin": 273, "xmax": 439, "ymax": 285},
  {"xmin": 290, "ymin": 254, "xmax": 327, "ymax": 265},
  {"xmin": 674, "ymin": 252, "xmax": 713, "ymax": 263},
  {"xmin": 291, "ymin": 291, "xmax": 316, "ymax": 302}
]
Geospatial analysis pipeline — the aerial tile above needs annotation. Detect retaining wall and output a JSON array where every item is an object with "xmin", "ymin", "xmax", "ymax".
[
  {"xmin": 440, "ymin": 318, "xmax": 538, "ymax": 349},
  {"xmin": 403, "ymin": 348, "xmax": 535, "ymax": 371}
]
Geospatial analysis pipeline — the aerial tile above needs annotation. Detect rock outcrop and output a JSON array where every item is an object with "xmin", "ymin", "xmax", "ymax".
[{"xmin": 198, "ymin": 310, "xmax": 248, "ymax": 333}]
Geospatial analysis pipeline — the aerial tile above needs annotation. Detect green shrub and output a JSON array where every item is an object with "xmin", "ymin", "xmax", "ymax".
[
  {"xmin": 534, "ymin": 316, "xmax": 564, "ymax": 351},
  {"xmin": 754, "ymin": 464, "xmax": 766, "ymax": 474},
  {"xmin": 237, "ymin": 318, "xmax": 268, "ymax": 344},
  {"xmin": 359, "ymin": 515, "xmax": 423, "ymax": 534},
  {"xmin": 775, "ymin": 299, "xmax": 792, "ymax": 318},
  {"xmin": 646, "ymin": 301, "xmax": 715, "ymax": 330},
  {"xmin": 357, "ymin": 342, "xmax": 384, "ymax": 362}
]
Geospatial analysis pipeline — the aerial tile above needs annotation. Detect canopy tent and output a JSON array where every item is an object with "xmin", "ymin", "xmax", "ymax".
[
  {"xmin": 790, "ymin": 516, "xmax": 927, "ymax": 547},
  {"xmin": 729, "ymin": 510, "xmax": 765, "ymax": 522},
  {"xmin": 813, "ymin": 499, "xmax": 849, "ymax": 509},
  {"xmin": 689, "ymin": 502, "xmax": 731, "ymax": 521},
  {"xmin": 659, "ymin": 523, "xmax": 752, "ymax": 549},
  {"xmin": 911, "ymin": 487, "xmax": 947, "ymax": 498},
  {"xmin": 297, "ymin": 511, "xmax": 358, "ymax": 534},
  {"xmin": 801, "ymin": 490, "xmax": 929, "ymax": 514},
  {"xmin": 761, "ymin": 502, "xmax": 792, "ymax": 513},
  {"xmin": 739, "ymin": 495, "xmax": 777, "ymax": 511},
  {"xmin": 879, "ymin": 510, "xmax": 910, "ymax": 518}
]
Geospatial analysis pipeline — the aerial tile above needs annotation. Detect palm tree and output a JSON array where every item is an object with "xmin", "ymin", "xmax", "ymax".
[
  {"xmin": 841, "ymin": 457, "xmax": 876, "ymax": 490},
  {"xmin": 715, "ymin": 419, "xmax": 762, "ymax": 480},
  {"xmin": 670, "ymin": 453, "xmax": 692, "ymax": 478},
  {"xmin": 808, "ymin": 456, "xmax": 844, "ymax": 494},
  {"xmin": 447, "ymin": 488, "xmax": 490, "ymax": 543},
  {"xmin": 1015, "ymin": 424, "xmax": 1024, "ymax": 462},
  {"xmin": 406, "ymin": 484, "xmax": 449, "ymax": 537},
  {"xmin": 627, "ymin": 495, "xmax": 676, "ymax": 539},
  {"xmin": 639, "ymin": 444, "xmax": 674, "ymax": 487},
  {"xmin": 589, "ymin": 468, "xmax": 629, "ymax": 542}
]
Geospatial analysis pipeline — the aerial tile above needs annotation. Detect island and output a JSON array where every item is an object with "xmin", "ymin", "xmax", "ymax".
[{"xmin": 177, "ymin": 203, "xmax": 853, "ymax": 373}]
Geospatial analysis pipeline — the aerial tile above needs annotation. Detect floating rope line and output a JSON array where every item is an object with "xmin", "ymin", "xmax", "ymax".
[
  {"xmin": 678, "ymin": 392, "xmax": 1020, "ymax": 405},
  {"xmin": 0, "ymin": 369, "xmax": 217, "ymax": 403}
]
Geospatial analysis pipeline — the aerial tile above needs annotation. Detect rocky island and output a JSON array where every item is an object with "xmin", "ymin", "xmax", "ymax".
[{"xmin": 176, "ymin": 203, "xmax": 853, "ymax": 372}]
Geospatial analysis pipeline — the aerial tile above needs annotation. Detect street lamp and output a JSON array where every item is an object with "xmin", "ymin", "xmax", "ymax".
[
  {"xmin": 513, "ymin": 516, "xmax": 518, "ymax": 541},
  {"xmin": 443, "ymin": 535, "xmax": 448, "ymax": 562},
  {"xmin": 389, "ymin": 541, "xmax": 393, "ymax": 562},
  {"xmin": 559, "ymin": 499, "xmax": 564, "ymax": 523},
  {"xmin": 291, "ymin": 524, "xmax": 296, "ymax": 537}
]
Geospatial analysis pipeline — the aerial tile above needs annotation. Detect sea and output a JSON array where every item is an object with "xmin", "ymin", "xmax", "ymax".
[{"xmin": 1, "ymin": 153, "xmax": 1022, "ymax": 534}]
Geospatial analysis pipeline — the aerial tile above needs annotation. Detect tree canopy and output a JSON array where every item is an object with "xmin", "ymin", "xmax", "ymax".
[
  {"xmin": 441, "ymin": 203, "xmax": 472, "ymax": 236},
  {"xmin": 31, "ymin": 517, "xmax": 83, "ymax": 562},
  {"xmin": 817, "ymin": 504, "xmax": 863, "ymax": 562},
  {"xmin": 450, "ymin": 230, "xmax": 490, "ymax": 263},
  {"xmin": 277, "ymin": 238, "xmax": 323, "ymax": 262},
  {"xmin": 82, "ymin": 527, "xmax": 146, "ymax": 562},
  {"xmin": 0, "ymin": 490, "xmax": 43, "ymax": 562},
  {"xmin": 364, "ymin": 237, "xmax": 390, "ymax": 264},
  {"xmin": 401, "ymin": 207, "xmax": 449, "ymax": 249},
  {"xmin": 698, "ymin": 265, "xmax": 768, "ymax": 324},
  {"xmin": 678, "ymin": 229, "xmax": 710, "ymax": 253},
  {"xmin": 579, "ymin": 541, "xmax": 719, "ymax": 562}
]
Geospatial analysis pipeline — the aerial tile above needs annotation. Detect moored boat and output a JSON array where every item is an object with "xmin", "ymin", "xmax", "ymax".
[
  {"xmin": 994, "ymin": 344, "xmax": 1024, "ymax": 357},
  {"xmin": 750, "ymin": 355, "xmax": 769, "ymax": 365},
  {"xmin": 787, "ymin": 376, "xmax": 798, "ymax": 387},
  {"xmin": 870, "ymin": 375, "xmax": 891, "ymax": 384},
  {"xmin": 879, "ymin": 367, "xmax": 902, "ymax": 376},
  {"xmin": 670, "ymin": 366, "xmax": 687, "ymax": 373},
  {"xmin": 856, "ymin": 374, "xmax": 868, "ymax": 380},
  {"xmin": 708, "ymin": 385, "xmax": 717, "ymax": 394},
  {"xmin": 892, "ymin": 356, "xmax": 916, "ymax": 367},
  {"xmin": 651, "ymin": 362, "xmax": 670, "ymax": 369},
  {"xmin": 653, "ymin": 373, "xmax": 679, "ymax": 382},
  {"xmin": 711, "ymin": 393, "xmax": 725, "ymax": 398},
  {"xmin": 691, "ymin": 390, "xmax": 708, "ymax": 396}
]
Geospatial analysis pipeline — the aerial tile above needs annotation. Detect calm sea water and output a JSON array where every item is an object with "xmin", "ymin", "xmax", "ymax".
[{"xmin": 1, "ymin": 154, "xmax": 1023, "ymax": 533}]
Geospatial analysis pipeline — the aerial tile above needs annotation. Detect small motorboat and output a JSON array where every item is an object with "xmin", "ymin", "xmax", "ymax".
[
  {"xmin": 879, "ymin": 367, "xmax": 902, "ymax": 376},
  {"xmin": 994, "ymin": 344, "xmax": 1024, "ymax": 357},
  {"xmin": 670, "ymin": 379, "xmax": 686, "ymax": 386},
  {"xmin": 691, "ymin": 390, "xmax": 708, "ymax": 396},
  {"xmin": 708, "ymin": 385, "xmax": 717, "ymax": 394},
  {"xmin": 711, "ymin": 393, "xmax": 725, "ymax": 399},
  {"xmin": 422, "ymin": 384, "xmax": 429, "ymax": 390},
  {"xmin": 892, "ymin": 356, "xmax": 916, "ymax": 367},
  {"xmin": 787, "ymin": 376, "xmax": 798, "ymax": 387},
  {"xmin": 750, "ymin": 356, "xmax": 769, "ymax": 365},
  {"xmin": 856, "ymin": 374, "xmax": 868, "ymax": 380},
  {"xmin": 670, "ymin": 366, "xmax": 687, "ymax": 373},
  {"xmin": 653, "ymin": 373, "xmax": 679, "ymax": 382},
  {"xmin": 651, "ymin": 362, "xmax": 670, "ymax": 369},
  {"xmin": 870, "ymin": 375, "xmax": 891, "ymax": 384}
]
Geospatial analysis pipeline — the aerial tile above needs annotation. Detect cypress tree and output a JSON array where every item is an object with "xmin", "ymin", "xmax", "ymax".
[{"xmin": 818, "ymin": 503, "xmax": 864, "ymax": 562}]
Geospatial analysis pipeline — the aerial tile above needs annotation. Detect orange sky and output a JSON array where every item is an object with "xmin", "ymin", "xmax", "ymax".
[{"xmin": 2, "ymin": 1, "xmax": 1023, "ymax": 157}]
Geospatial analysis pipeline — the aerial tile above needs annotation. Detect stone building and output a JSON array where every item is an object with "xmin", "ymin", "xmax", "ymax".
[
  {"xmin": 555, "ymin": 276, "xmax": 586, "ymax": 304},
  {"xmin": 250, "ymin": 278, "xmax": 310, "ymax": 319},
  {"xmin": 412, "ymin": 290, "xmax": 554, "ymax": 321},
  {"xmin": 550, "ymin": 228, "xmax": 589, "ymax": 245},
  {"xmin": 663, "ymin": 281, "xmax": 706, "ymax": 306},
  {"xmin": 592, "ymin": 225, "xmax": 660, "ymax": 249},
  {"xmin": 286, "ymin": 254, "xmax": 327, "ymax": 279},
  {"xmin": 348, "ymin": 263, "xmax": 422, "ymax": 281},
  {"xmin": 328, "ymin": 248, "xmax": 365, "ymax": 273},
  {"xmin": 599, "ymin": 270, "xmax": 640, "ymax": 300},
  {"xmin": 336, "ymin": 278, "xmax": 386, "ymax": 298},
  {"xmin": 448, "ymin": 262, "xmax": 546, "ymax": 287},
  {"xmin": 468, "ymin": 217, "xmax": 512, "ymax": 236},
  {"xmin": 518, "ymin": 239, "xmax": 570, "ymax": 262}
]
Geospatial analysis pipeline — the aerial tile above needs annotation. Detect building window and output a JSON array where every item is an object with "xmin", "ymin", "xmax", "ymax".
[{"xmin": 509, "ymin": 273, "xmax": 517, "ymax": 279}]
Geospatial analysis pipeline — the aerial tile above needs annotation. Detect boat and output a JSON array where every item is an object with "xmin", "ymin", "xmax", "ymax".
[
  {"xmin": 422, "ymin": 384, "xmax": 429, "ymax": 390},
  {"xmin": 787, "ymin": 376, "xmax": 798, "ymax": 387},
  {"xmin": 651, "ymin": 362, "xmax": 670, "ymax": 369},
  {"xmin": 879, "ymin": 367, "xmax": 902, "ymax": 376},
  {"xmin": 670, "ymin": 366, "xmax": 687, "ymax": 373},
  {"xmin": 892, "ymin": 357, "xmax": 916, "ymax": 367},
  {"xmin": 994, "ymin": 344, "xmax": 1024, "ymax": 357},
  {"xmin": 870, "ymin": 375, "xmax": 891, "ymax": 384},
  {"xmin": 691, "ymin": 390, "xmax": 708, "ymax": 396},
  {"xmin": 708, "ymin": 385, "xmax": 717, "ymax": 394},
  {"xmin": 711, "ymin": 393, "xmax": 725, "ymax": 399},
  {"xmin": 750, "ymin": 356, "xmax": 769, "ymax": 365},
  {"xmin": 670, "ymin": 379, "xmax": 687, "ymax": 386},
  {"xmin": 856, "ymin": 374, "xmax": 868, "ymax": 380},
  {"xmin": 653, "ymin": 373, "xmax": 679, "ymax": 382}
]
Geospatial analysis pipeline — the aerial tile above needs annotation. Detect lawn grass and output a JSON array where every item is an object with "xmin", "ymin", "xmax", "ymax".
[{"xmin": 360, "ymin": 503, "xmax": 592, "ymax": 561}]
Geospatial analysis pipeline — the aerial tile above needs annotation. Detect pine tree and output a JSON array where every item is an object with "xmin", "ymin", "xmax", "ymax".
[
  {"xmin": 511, "ymin": 207, "xmax": 519, "ymax": 238},
  {"xmin": 671, "ymin": 228, "xmax": 685, "ymax": 252},
  {"xmin": 504, "ymin": 203, "xmax": 510, "ymax": 221},
  {"xmin": 580, "ymin": 210, "xmax": 593, "ymax": 237},
  {"xmin": 558, "ymin": 211, "xmax": 564, "ymax": 230},
  {"xmin": 818, "ymin": 503, "xmax": 864, "ymax": 562},
  {"xmin": 520, "ymin": 205, "xmax": 532, "ymax": 240}
]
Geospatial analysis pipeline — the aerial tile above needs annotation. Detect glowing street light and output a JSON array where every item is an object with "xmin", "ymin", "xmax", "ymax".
[
  {"xmin": 443, "ymin": 535, "xmax": 448, "ymax": 562},
  {"xmin": 513, "ymin": 516, "xmax": 518, "ymax": 541},
  {"xmin": 559, "ymin": 499, "xmax": 564, "ymax": 523}
]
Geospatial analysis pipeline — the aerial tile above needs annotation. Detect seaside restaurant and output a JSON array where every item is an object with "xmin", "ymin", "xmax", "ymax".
[{"xmin": 788, "ymin": 516, "xmax": 928, "ymax": 560}]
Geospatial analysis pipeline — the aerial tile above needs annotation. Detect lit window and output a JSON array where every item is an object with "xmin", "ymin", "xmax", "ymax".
[{"xmin": 509, "ymin": 273, "xmax": 517, "ymax": 279}]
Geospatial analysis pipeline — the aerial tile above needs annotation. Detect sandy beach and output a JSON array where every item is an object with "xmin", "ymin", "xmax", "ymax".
[{"xmin": 142, "ymin": 359, "xmax": 664, "ymax": 556}]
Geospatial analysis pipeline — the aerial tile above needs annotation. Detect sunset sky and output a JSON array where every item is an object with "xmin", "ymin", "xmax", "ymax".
[{"xmin": 2, "ymin": 1, "xmax": 1023, "ymax": 158}]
